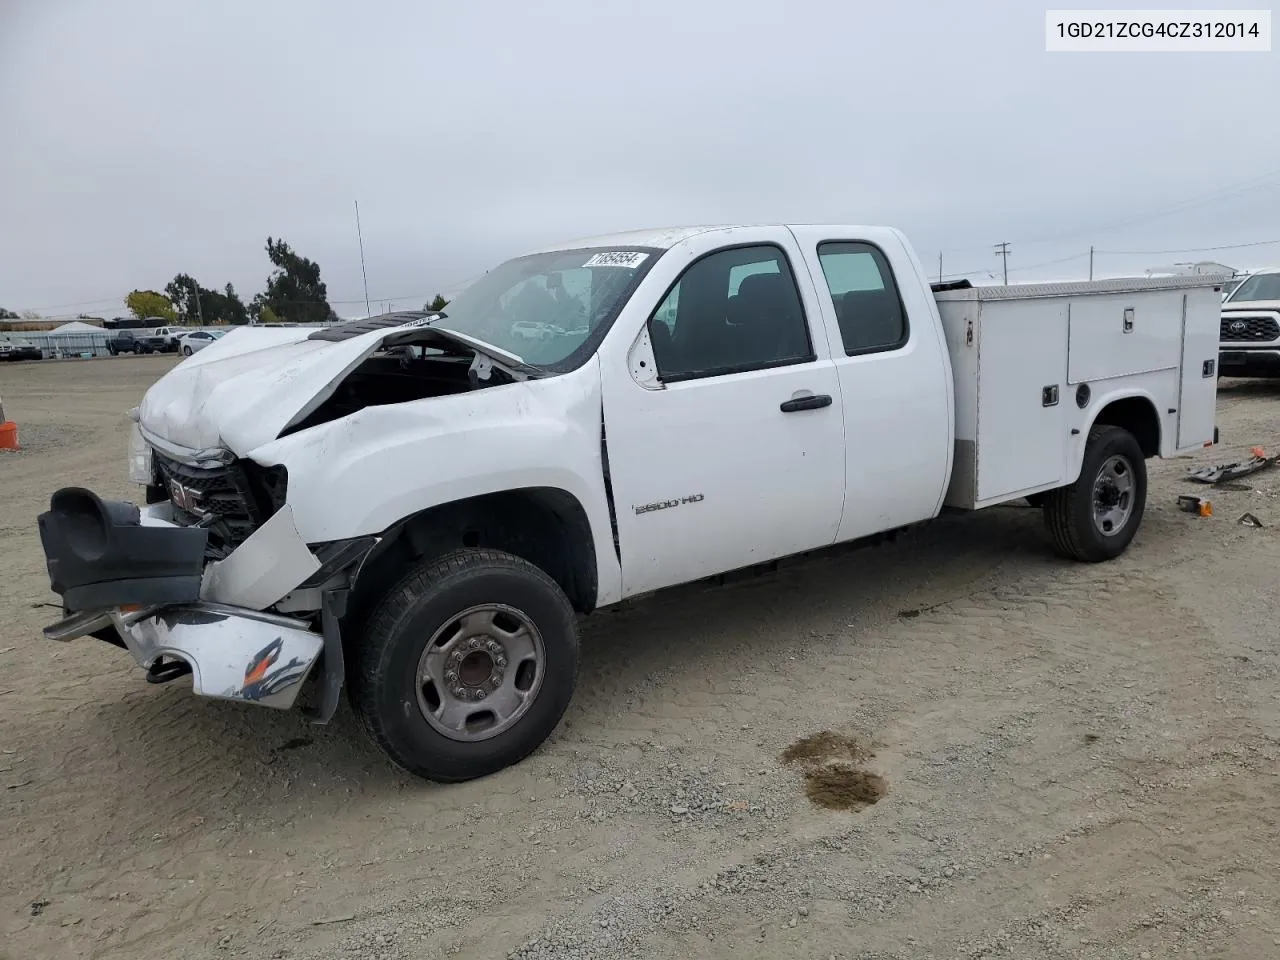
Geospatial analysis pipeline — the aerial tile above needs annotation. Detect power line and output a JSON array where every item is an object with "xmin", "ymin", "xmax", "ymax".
[
  {"xmin": 993, "ymin": 242, "xmax": 1011, "ymax": 284},
  {"xmin": 1094, "ymin": 237, "xmax": 1280, "ymax": 256}
]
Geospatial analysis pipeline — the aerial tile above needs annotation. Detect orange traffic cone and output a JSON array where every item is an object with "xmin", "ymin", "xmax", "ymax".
[{"xmin": 0, "ymin": 396, "xmax": 16, "ymax": 451}]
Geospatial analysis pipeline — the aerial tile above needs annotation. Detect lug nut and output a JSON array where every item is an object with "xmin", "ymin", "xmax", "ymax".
[
  {"xmin": 452, "ymin": 686, "xmax": 465, "ymax": 699},
  {"xmin": 475, "ymin": 689, "xmax": 486, "ymax": 700},
  {"xmin": 496, "ymin": 657, "xmax": 507, "ymax": 668},
  {"xmin": 444, "ymin": 670, "xmax": 458, "ymax": 682}
]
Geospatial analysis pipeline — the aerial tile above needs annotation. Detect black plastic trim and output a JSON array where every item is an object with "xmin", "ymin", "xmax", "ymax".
[{"xmin": 38, "ymin": 487, "xmax": 208, "ymax": 612}]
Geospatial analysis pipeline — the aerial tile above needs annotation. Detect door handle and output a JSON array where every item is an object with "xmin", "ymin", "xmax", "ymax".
[{"xmin": 780, "ymin": 394, "xmax": 832, "ymax": 413}]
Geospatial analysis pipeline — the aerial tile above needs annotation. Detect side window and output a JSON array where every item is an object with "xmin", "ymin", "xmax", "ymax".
[
  {"xmin": 816, "ymin": 241, "xmax": 908, "ymax": 356},
  {"xmin": 647, "ymin": 245, "xmax": 812, "ymax": 382}
]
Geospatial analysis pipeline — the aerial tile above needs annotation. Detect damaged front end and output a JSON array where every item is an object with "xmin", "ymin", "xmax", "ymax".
[
  {"xmin": 37, "ymin": 485, "xmax": 373, "ymax": 719},
  {"xmin": 36, "ymin": 312, "xmax": 547, "ymax": 720}
]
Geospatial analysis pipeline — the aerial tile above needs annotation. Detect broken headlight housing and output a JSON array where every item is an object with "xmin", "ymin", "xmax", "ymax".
[{"xmin": 127, "ymin": 415, "xmax": 153, "ymax": 487}]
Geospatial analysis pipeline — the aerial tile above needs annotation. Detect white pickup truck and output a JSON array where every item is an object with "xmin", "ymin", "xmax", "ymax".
[
  {"xmin": 37, "ymin": 224, "xmax": 1224, "ymax": 782},
  {"xmin": 1218, "ymin": 267, "xmax": 1280, "ymax": 377}
]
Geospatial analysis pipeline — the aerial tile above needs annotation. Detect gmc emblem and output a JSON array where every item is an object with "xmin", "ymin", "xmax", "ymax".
[{"xmin": 169, "ymin": 479, "xmax": 204, "ymax": 515}]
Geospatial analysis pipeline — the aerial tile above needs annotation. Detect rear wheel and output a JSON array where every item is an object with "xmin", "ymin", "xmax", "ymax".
[
  {"xmin": 182, "ymin": 346, "xmax": 193, "ymax": 356},
  {"xmin": 353, "ymin": 548, "xmax": 580, "ymax": 782},
  {"xmin": 1043, "ymin": 424, "xmax": 1147, "ymax": 562}
]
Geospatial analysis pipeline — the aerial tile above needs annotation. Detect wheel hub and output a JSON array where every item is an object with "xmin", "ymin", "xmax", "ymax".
[
  {"xmin": 414, "ymin": 604, "xmax": 544, "ymax": 741},
  {"xmin": 444, "ymin": 636, "xmax": 508, "ymax": 700},
  {"xmin": 1092, "ymin": 453, "xmax": 1135, "ymax": 536}
]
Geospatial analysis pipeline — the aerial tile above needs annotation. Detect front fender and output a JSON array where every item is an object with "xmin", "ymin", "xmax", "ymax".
[{"xmin": 245, "ymin": 360, "xmax": 623, "ymax": 606}]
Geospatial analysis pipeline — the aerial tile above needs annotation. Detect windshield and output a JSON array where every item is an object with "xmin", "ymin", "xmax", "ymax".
[
  {"xmin": 429, "ymin": 246, "xmax": 660, "ymax": 366},
  {"xmin": 1228, "ymin": 273, "xmax": 1280, "ymax": 303}
]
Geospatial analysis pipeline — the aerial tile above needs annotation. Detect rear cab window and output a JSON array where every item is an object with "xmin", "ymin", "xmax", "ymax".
[{"xmin": 815, "ymin": 241, "xmax": 909, "ymax": 356}]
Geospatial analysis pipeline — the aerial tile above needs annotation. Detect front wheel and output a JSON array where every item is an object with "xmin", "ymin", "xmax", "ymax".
[
  {"xmin": 1043, "ymin": 424, "xmax": 1147, "ymax": 562},
  {"xmin": 353, "ymin": 548, "xmax": 580, "ymax": 782}
]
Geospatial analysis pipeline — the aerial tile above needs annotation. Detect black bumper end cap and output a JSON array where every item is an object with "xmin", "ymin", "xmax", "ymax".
[{"xmin": 38, "ymin": 487, "xmax": 208, "ymax": 606}]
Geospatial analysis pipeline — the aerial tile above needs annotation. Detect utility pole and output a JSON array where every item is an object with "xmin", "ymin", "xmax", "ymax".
[
  {"xmin": 1089, "ymin": 245, "xmax": 1094, "ymax": 281},
  {"xmin": 193, "ymin": 281, "xmax": 204, "ymax": 326},
  {"xmin": 993, "ymin": 242, "xmax": 1010, "ymax": 285},
  {"xmin": 355, "ymin": 200, "xmax": 371, "ymax": 318},
  {"xmin": 938, "ymin": 251, "xmax": 943, "ymax": 283}
]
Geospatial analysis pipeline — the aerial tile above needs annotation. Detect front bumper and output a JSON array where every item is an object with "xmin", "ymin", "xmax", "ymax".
[
  {"xmin": 46, "ymin": 604, "xmax": 323, "ymax": 710},
  {"xmin": 1219, "ymin": 347, "xmax": 1280, "ymax": 376},
  {"xmin": 37, "ymin": 487, "xmax": 331, "ymax": 713}
]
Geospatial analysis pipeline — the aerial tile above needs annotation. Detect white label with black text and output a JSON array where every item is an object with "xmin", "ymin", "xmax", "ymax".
[{"xmin": 583, "ymin": 251, "xmax": 649, "ymax": 269}]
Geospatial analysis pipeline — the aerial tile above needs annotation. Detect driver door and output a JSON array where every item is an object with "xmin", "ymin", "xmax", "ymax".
[{"xmin": 599, "ymin": 228, "xmax": 847, "ymax": 597}]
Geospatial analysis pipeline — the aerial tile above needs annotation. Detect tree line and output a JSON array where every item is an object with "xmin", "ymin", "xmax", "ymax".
[
  {"xmin": 2, "ymin": 237, "xmax": 450, "ymax": 326},
  {"xmin": 124, "ymin": 236, "xmax": 337, "ymax": 326}
]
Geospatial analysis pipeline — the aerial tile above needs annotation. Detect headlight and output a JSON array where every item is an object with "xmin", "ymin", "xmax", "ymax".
[{"xmin": 128, "ymin": 420, "xmax": 154, "ymax": 486}]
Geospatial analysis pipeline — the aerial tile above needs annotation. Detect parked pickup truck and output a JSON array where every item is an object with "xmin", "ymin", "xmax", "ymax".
[
  {"xmin": 36, "ymin": 224, "xmax": 1224, "ymax": 782},
  {"xmin": 106, "ymin": 330, "xmax": 150, "ymax": 355},
  {"xmin": 141, "ymin": 325, "xmax": 183, "ymax": 353},
  {"xmin": 1218, "ymin": 267, "xmax": 1280, "ymax": 377}
]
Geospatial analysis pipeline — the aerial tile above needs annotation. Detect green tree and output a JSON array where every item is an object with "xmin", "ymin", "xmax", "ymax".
[
  {"xmin": 125, "ymin": 290, "xmax": 176, "ymax": 322},
  {"xmin": 165, "ymin": 275, "xmax": 250, "ymax": 325},
  {"xmin": 427, "ymin": 294, "xmax": 449, "ymax": 312},
  {"xmin": 165, "ymin": 274, "xmax": 201, "ymax": 324},
  {"xmin": 0, "ymin": 307, "xmax": 18, "ymax": 320},
  {"xmin": 257, "ymin": 237, "xmax": 333, "ymax": 324},
  {"xmin": 223, "ymin": 284, "xmax": 249, "ymax": 325}
]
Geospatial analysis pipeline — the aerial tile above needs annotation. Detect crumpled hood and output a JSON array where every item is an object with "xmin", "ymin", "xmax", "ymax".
[{"xmin": 138, "ymin": 326, "xmax": 392, "ymax": 455}]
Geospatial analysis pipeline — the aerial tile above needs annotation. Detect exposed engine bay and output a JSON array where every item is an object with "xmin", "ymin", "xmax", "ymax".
[{"xmin": 282, "ymin": 330, "xmax": 530, "ymax": 437}]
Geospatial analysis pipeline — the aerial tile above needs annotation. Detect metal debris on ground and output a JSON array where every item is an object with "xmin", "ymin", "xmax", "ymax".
[
  {"xmin": 1187, "ymin": 450, "xmax": 1278, "ymax": 485},
  {"xmin": 1177, "ymin": 495, "xmax": 1213, "ymax": 517},
  {"xmin": 1237, "ymin": 512, "xmax": 1265, "ymax": 528}
]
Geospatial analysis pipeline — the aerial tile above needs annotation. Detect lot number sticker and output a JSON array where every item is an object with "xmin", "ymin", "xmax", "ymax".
[{"xmin": 583, "ymin": 251, "xmax": 649, "ymax": 269}]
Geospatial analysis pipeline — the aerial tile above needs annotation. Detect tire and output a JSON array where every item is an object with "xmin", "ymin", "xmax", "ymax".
[
  {"xmin": 353, "ymin": 548, "xmax": 580, "ymax": 782},
  {"xmin": 182, "ymin": 346, "xmax": 193, "ymax": 356},
  {"xmin": 1043, "ymin": 424, "xmax": 1147, "ymax": 562}
]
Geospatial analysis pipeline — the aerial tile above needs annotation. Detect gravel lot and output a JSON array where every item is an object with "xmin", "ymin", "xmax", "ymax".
[{"xmin": 3, "ymin": 356, "xmax": 1280, "ymax": 960}]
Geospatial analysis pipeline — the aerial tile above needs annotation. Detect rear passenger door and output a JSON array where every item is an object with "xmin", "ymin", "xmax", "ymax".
[
  {"xmin": 600, "ymin": 229, "xmax": 847, "ymax": 596},
  {"xmin": 788, "ymin": 227, "xmax": 953, "ymax": 541}
]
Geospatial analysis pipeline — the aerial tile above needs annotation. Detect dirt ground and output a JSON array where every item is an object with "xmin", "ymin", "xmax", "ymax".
[{"xmin": 3, "ymin": 355, "xmax": 1280, "ymax": 960}]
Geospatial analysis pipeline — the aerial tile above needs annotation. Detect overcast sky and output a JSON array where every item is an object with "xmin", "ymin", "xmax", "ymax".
[{"xmin": 2, "ymin": 0, "xmax": 1279, "ymax": 318}]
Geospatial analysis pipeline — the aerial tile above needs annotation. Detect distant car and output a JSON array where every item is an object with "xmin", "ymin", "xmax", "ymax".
[
  {"xmin": 141, "ymin": 326, "xmax": 182, "ymax": 353},
  {"xmin": 177, "ymin": 329, "xmax": 227, "ymax": 356},
  {"xmin": 107, "ymin": 330, "xmax": 150, "ymax": 355},
  {"xmin": 0, "ymin": 339, "xmax": 42, "ymax": 361}
]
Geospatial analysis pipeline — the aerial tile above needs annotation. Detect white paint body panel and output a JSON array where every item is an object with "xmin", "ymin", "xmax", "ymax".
[
  {"xmin": 246, "ymin": 360, "xmax": 626, "ymax": 607},
  {"xmin": 936, "ymin": 275, "xmax": 1222, "ymax": 509},
  {"xmin": 787, "ymin": 226, "xmax": 954, "ymax": 540},
  {"xmin": 131, "ymin": 227, "xmax": 1223, "ymax": 613},
  {"xmin": 597, "ymin": 226, "xmax": 846, "ymax": 595}
]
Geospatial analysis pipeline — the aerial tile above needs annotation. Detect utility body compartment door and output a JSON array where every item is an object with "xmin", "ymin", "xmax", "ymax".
[
  {"xmin": 1176, "ymin": 286, "xmax": 1222, "ymax": 450},
  {"xmin": 598, "ymin": 227, "xmax": 846, "ymax": 597}
]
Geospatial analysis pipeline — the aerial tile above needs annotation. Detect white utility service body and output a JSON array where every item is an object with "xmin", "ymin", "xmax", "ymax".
[{"xmin": 37, "ymin": 224, "xmax": 1223, "ymax": 782}]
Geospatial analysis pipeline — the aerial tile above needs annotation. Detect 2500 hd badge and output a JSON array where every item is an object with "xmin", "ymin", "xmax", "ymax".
[{"xmin": 634, "ymin": 493, "xmax": 704, "ymax": 516}]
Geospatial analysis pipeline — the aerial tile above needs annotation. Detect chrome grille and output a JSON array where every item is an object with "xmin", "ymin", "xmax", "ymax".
[{"xmin": 153, "ymin": 453, "xmax": 286, "ymax": 559}]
